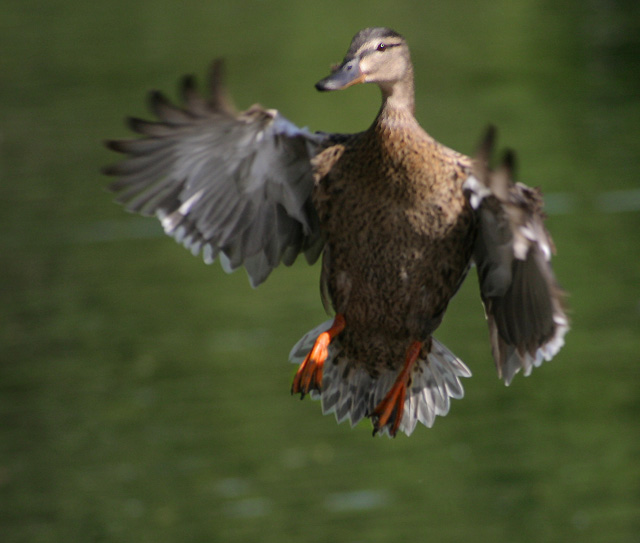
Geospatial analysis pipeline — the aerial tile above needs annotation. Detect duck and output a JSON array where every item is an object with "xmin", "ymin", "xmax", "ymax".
[{"xmin": 104, "ymin": 27, "xmax": 568, "ymax": 437}]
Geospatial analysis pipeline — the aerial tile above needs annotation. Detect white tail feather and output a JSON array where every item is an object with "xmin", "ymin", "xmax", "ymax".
[{"xmin": 289, "ymin": 320, "xmax": 472, "ymax": 437}]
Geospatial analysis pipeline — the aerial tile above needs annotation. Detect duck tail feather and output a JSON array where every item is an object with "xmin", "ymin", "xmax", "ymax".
[{"xmin": 290, "ymin": 324, "xmax": 471, "ymax": 437}]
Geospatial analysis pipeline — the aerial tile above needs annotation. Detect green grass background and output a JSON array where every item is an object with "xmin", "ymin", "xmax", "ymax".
[{"xmin": 1, "ymin": 1, "xmax": 639, "ymax": 541}]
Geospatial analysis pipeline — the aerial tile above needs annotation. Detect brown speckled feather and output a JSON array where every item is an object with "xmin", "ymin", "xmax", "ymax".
[{"xmin": 314, "ymin": 108, "xmax": 475, "ymax": 374}]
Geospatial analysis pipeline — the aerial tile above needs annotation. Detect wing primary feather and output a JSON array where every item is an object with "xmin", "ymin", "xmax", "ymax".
[
  {"xmin": 465, "ymin": 126, "xmax": 569, "ymax": 383},
  {"xmin": 208, "ymin": 59, "xmax": 236, "ymax": 115},
  {"xmin": 104, "ymin": 59, "xmax": 327, "ymax": 284},
  {"xmin": 148, "ymin": 90, "xmax": 196, "ymax": 125}
]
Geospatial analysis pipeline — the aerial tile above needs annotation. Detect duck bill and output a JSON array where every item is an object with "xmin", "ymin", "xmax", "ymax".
[{"xmin": 315, "ymin": 59, "xmax": 365, "ymax": 91}]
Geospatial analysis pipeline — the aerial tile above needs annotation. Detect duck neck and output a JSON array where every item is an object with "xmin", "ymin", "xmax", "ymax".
[
  {"xmin": 378, "ymin": 66, "xmax": 415, "ymax": 118},
  {"xmin": 373, "ymin": 71, "xmax": 417, "ymax": 137}
]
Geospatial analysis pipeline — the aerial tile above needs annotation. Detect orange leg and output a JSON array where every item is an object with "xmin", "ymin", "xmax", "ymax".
[
  {"xmin": 371, "ymin": 340, "xmax": 422, "ymax": 437},
  {"xmin": 291, "ymin": 314, "xmax": 346, "ymax": 399}
]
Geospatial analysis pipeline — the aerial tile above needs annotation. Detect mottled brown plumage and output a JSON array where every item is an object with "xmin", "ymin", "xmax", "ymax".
[
  {"xmin": 313, "ymin": 108, "xmax": 475, "ymax": 376},
  {"xmin": 104, "ymin": 27, "xmax": 568, "ymax": 437}
]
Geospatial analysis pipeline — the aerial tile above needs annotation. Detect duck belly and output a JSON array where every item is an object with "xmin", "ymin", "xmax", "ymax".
[{"xmin": 324, "ymin": 199, "xmax": 474, "ymax": 368}]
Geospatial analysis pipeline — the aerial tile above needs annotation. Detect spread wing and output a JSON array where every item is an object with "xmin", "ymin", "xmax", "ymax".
[
  {"xmin": 104, "ymin": 60, "xmax": 326, "ymax": 287},
  {"xmin": 463, "ymin": 126, "xmax": 569, "ymax": 385}
]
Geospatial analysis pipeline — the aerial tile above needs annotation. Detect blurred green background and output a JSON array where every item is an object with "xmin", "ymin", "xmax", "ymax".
[{"xmin": 2, "ymin": 1, "xmax": 639, "ymax": 541}]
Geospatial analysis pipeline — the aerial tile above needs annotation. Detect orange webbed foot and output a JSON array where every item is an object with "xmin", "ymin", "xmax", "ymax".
[
  {"xmin": 370, "ymin": 341, "xmax": 422, "ymax": 437},
  {"xmin": 291, "ymin": 336, "xmax": 328, "ymax": 398},
  {"xmin": 291, "ymin": 314, "xmax": 345, "ymax": 399},
  {"xmin": 371, "ymin": 380, "xmax": 407, "ymax": 437}
]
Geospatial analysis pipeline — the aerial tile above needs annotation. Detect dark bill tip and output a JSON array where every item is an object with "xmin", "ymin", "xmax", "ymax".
[{"xmin": 315, "ymin": 59, "xmax": 364, "ymax": 91}]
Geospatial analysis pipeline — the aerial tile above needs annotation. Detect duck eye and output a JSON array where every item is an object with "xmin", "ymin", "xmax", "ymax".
[{"xmin": 377, "ymin": 43, "xmax": 386, "ymax": 52}]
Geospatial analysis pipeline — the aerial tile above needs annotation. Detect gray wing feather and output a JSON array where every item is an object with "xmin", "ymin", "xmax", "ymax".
[
  {"xmin": 104, "ymin": 60, "xmax": 326, "ymax": 287},
  {"xmin": 463, "ymin": 126, "xmax": 569, "ymax": 385}
]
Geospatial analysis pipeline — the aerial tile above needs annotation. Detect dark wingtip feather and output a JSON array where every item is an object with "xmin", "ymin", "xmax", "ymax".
[
  {"xmin": 208, "ymin": 58, "xmax": 236, "ymax": 114},
  {"xmin": 127, "ymin": 116, "xmax": 149, "ymax": 133},
  {"xmin": 103, "ymin": 139, "xmax": 128, "ymax": 153},
  {"xmin": 478, "ymin": 125, "xmax": 497, "ymax": 160},
  {"xmin": 501, "ymin": 149, "xmax": 517, "ymax": 177},
  {"xmin": 472, "ymin": 125, "xmax": 498, "ymax": 184},
  {"xmin": 179, "ymin": 73, "xmax": 213, "ymax": 117},
  {"xmin": 181, "ymin": 74, "xmax": 197, "ymax": 92},
  {"xmin": 103, "ymin": 139, "xmax": 119, "ymax": 152},
  {"xmin": 179, "ymin": 74, "xmax": 197, "ymax": 102},
  {"xmin": 126, "ymin": 116, "xmax": 172, "ymax": 136},
  {"xmin": 147, "ymin": 89, "xmax": 169, "ymax": 115}
]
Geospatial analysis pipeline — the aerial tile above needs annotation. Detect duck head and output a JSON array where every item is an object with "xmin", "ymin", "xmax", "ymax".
[{"xmin": 315, "ymin": 27, "xmax": 414, "ymax": 109}]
